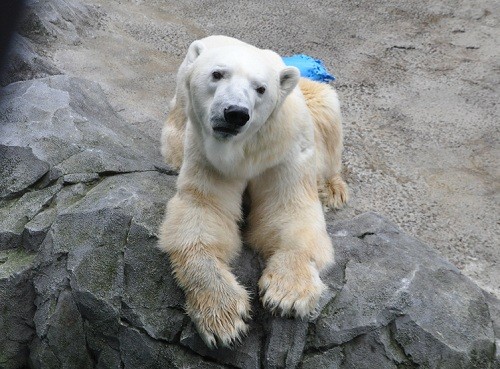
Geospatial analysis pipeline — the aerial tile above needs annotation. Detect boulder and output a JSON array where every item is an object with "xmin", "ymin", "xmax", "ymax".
[
  {"xmin": 0, "ymin": 249, "xmax": 36, "ymax": 369},
  {"xmin": 1, "ymin": 0, "xmax": 98, "ymax": 86},
  {"xmin": 0, "ymin": 76, "xmax": 498, "ymax": 368},
  {"xmin": 0, "ymin": 75, "xmax": 168, "ymax": 175},
  {"xmin": 0, "ymin": 75, "xmax": 172, "ymax": 254},
  {"xmin": 0, "ymin": 33, "xmax": 60, "ymax": 87},
  {"xmin": 0, "ymin": 1, "xmax": 498, "ymax": 366},
  {"xmin": 17, "ymin": 0, "xmax": 100, "ymax": 47}
]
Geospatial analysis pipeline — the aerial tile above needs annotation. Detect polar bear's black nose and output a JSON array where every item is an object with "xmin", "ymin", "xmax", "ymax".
[{"xmin": 224, "ymin": 105, "xmax": 250, "ymax": 127}]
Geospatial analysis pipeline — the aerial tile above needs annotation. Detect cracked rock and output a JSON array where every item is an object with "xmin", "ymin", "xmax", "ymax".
[
  {"xmin": 30, "ymin": 290, "xmax": 93, "ymax": 368},
  {"xmin": 1, "ymin": 164, "xmax": 499, "ymax": 369},
  {"xmin": 0, "ymin": 183, "xmax": 60, "ymax": 251},
  {"xmin": 0, "ymin": 249, "xmax": 36, "ymax": 369},
  {"xmin": 0, "ymin": 145, "xmax": 50, "ymax": 199},
  {"xmin": 263, "ymin": 317, "xmax": 309, "ymax": 369},
  {"xmin": 0, "ymin": 33, "xmax": 60, "ymax": 87},
  {"xmin": 17, "ymin": 0, "xmax": 100, "ymax": 47},
  {"xmin": 308, "ymin": 213, "xmax": 497, "ymax": 369},
  {"xmin": 0, "ymin": 75, "xmax": 167, "ymax": 178},
  {"xmin": 299, "ymin": 347, "xmax": 343, "ymax": 369},
  {"xmin": 0, "ymin": 8, "xmax": 498, "ymax": 365}
]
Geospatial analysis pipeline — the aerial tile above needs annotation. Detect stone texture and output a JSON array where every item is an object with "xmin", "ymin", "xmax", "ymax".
[
  {"xmin": 0, "ymin": 33, "xmax": 60, "ymax": 87},
  {"xmin": 0, "ymin": 183, "xmax": 60, "ymax": 250},
  {"xmin": 0, "ymin": 1, "xmax": 498, "ymax": 368},
  {"xmin": 0, "ymin": 145, "xmax": 50, "ymax": 199},
  {"xmin": 305, "ymin": 215, "xmax": 497, "ymax": 368},
  {"xmin": 4, "ymin": 188, "xmax": 500, "ymax": 369},
  {"xmin": 485, "ymin": 292, "xmax": 500, "ymax": 367},
  {"xmin": 0, "ymin": 73, "xmax": 173, "ymax": 253},
  {"xmin": 262, "ymin": 317, "xmax": 309, "ymax": 369},
  {"xmin": 43, "ymin": 0, "xmax": 500, "ymax": 298},
  {"xmin": 0, "ymin": 75, "xmax": 168, "ymax": 175},
  {"xmin": 17, "ymin": 0, "xmax": 100, "ymax": 47},
  {"xmin": 0, "ymin": 249, "xmax": 36, "ymax": 369},
  {"xmin": 299, "ymin": 347, "xmax": 343, "ymax": 369}
]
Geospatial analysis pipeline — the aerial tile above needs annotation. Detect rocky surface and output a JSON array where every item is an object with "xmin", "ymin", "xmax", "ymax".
[
  {"xmin": 28, "ymin": 0, "xmax": 498, "ymax": 297},
  {"xmin": 0, "ymin": 56, "xmax": 498, "ymax": 369},
  {"xmin": 0, "ymin": 0, "xmax": 499, "ymax": 368},
  {"xmin": 0, "ymin": 166, "xmax": 499, "ymax": 368}
]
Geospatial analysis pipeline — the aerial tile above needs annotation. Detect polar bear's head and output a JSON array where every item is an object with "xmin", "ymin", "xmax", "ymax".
[{"xmin": 184, "ymin": 41, "xmax": 300, "ymax": 141}]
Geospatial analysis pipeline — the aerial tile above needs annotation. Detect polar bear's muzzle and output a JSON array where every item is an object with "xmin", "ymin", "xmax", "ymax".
[{"xmin": 212, "ymin": 105, "xmax": 250, "ymax": 137}]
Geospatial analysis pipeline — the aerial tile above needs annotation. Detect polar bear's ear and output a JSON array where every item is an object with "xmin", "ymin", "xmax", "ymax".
[
  {"xmin": 185, "ymin": 40, "xmax": 205, "ymax": 66},
  {"xmin": 279, "ymin": 66, "xmax": 300, "ymax": 97}
]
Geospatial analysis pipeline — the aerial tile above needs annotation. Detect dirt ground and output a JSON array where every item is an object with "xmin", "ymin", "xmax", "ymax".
[{"xmin": 46, "ymin": 0, "xmax": 499, "ymax": 297}]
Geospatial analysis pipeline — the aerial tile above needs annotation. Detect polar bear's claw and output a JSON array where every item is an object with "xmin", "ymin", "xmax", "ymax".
[
  {"xmin": 186, "ymin": 282, "xmax": 251, "ymax": 349},
  {"xmin": 197, "ymin": 316, "xmax": 249, "ymax": 349},
  {"xmin": 259, "ymin": 261, "xmax": 326, "ymax": 319}
]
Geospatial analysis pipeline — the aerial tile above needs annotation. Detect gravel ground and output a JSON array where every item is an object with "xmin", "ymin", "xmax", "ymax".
[{"xmin": 44, "ymin": 0, "xmax": 498, "ymax": 297}]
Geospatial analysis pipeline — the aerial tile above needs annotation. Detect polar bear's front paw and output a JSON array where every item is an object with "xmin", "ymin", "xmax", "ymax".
[
  {"xmin": 185, "ymin": 283, "xmax": 251, "ymax": 349},
  {"xmin": 259, "ymin": 261, "xmax": 326, "ymax": 318}
]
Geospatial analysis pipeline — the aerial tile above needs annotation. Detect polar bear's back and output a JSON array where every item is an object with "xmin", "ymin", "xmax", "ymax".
[{"xmin": 298, "ymin": 78, "xmax": 343, "ymax": 179}]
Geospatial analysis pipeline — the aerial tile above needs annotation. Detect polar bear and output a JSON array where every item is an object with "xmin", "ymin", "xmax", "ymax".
[{"xmin": 158, "ymin": 35, "xmax": 348, "ymax": 348}]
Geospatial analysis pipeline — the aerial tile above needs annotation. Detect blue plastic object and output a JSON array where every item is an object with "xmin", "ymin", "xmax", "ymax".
[{"xmin": 282, "ymin": 54, "xmax": 335, "ymax": 83}]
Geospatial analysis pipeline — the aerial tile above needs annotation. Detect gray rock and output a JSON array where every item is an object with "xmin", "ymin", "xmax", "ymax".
[
  {"xmin": 180, "ymin": 322, "xmax": 263, "ymax": 368},
  {"xmin": 262, "ymin": 317, "xmax": 309, "ymax": 369},
  {"xmin": 484, "ymin": 292, "xmax": 500, "ymax": 367},
  {"xmin": 0, "ymin": 22, "xmax": 498, "ymax": 367},
  {"xmin": 0, "ymin": 249, "xmax": 36, "ymax": 369},
  {"xmin": 18, "ymin": 0, "xmax": 100, "ymax": 46},
  {"xmin": 0, "ymin": 74, "xmax": 173, "ymax": 253},
  {"xmin": 1, "ymin": 172, "xmax": 499, "ymax": 369},
  {"xmin": 62, "ymin": 172, "xmax": 100, "ymax": 184},
  {"xmin": 308, "ymin": 213, "xmax": 497, "ymax": 369},
  {"xmin": 122, "ymin": 222, "xmax": 185, "ymax": 342},
  {"xmin": 299, "ymin": 347, "xmax": 343, "ymax": 369},
  {"xmin": 5, "ymin": 171, "xmax": 498, "ymax": 369},
  {"xmin": 0, "ymin": 145, "xmax": 50, "ymax": 199},
  {"xmin": 178, "ymin": 245, "xmax": 265, "ymax": 368},
  {"xmin": 0, "ymin": 33, "xmax": 60, "ymax": 87},
  {"xmin": 0, "ymin": 76, "xmax": 167, "ymax": 176},
  {"xmin": 22, "ymin": 183, "xmax": 88, "ymax": 252},
  {"xmin": 30, "ymin": 290, "xmax": 94, "ymax": 369},
  {"xmin": 0, "ymin": 183, "xmax": 60, "ymax": 250},
  {"xmin": 119, "ymin": 325, "xmax": 229, "ymax": 369}
]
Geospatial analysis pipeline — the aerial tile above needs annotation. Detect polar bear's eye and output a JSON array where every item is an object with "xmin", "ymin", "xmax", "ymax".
[
  {"xmin": 256, "ymin": 86, "xmax": 266, "ymax": 95},
  {"xmin": 212, "ymin": 71, "xmax": 223, "ymax": 80}
]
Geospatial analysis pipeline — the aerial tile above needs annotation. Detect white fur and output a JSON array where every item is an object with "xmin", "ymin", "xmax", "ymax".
[{"xmin": 158, "ymin": 36, "xmax": 348, "ymax": 349}]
